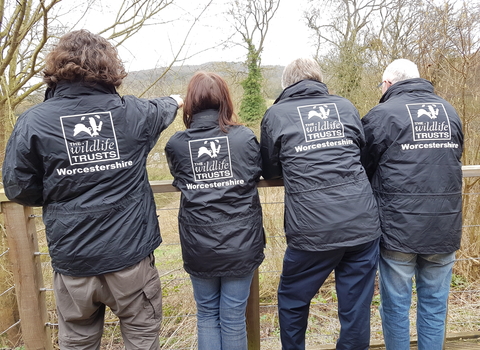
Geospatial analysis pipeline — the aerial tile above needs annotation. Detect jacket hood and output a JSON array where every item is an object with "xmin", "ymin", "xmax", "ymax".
[
  {"xmin": 275, "ymin": 79, "xmax": 329, "ymax": 103},
  {"xmin": 380, "ymin": 78, "xmax": 434, "ymax": 103}
]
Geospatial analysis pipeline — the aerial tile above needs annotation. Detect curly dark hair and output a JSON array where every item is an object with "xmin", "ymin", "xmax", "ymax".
[{"xmin": 43, "ymin": 29, "xmax": 127, "ymax": 87}]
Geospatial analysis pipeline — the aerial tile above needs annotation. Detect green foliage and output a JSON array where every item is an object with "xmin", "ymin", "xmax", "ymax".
[
  {"xmin": 371, "ymin": 293, "xmax": 381, "ymax": 306},
  {"xmin": 451, "ymin": 273, "xmax": 468, "ymax": 289},
  {"xmin": 311, "ymin": 295, "xmax": 328, "ymax": 304},
  {"xmin": 320, "ymin": 40, "xmax": 376, "ymax": 112},
  {"xmin": 239, "ymin": 42, "xmax": 267, "ymax": 125},
  {"xmin": 330, "ymin": 290, "xmax": 338, "ymax": 302},
  {"xmin": 335, "ymin": 41, "xmax": 365, "ymax": 100}
]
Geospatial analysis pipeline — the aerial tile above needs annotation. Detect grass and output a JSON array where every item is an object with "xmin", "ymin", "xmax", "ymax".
[{"xmin": 0, "ymin": 220, "xmax": 21, "ymax": 349}]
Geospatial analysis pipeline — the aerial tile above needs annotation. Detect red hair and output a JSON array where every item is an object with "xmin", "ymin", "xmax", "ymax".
[{"xmin": 183, "ymin": 71, "xmax": 240, "ymax": 132}]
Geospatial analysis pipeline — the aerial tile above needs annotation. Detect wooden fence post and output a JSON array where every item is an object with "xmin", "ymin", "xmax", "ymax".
[
  {"xmin": 246, "ymin": 268, "xmax": 260, "ymax": 350},
  {"xmin": 2, "ymin": 202, "xmax": 52, "ymax": 350}
]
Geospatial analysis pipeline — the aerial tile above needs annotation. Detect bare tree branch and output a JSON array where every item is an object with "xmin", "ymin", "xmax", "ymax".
[
  {"xmin": 227, "ymin": 0, "xmax": 280, "ymax": 59},
  {"xmin": 0, "ymin": 0, "xmax": 217, "ymax": 152},
  {"xmin": 99, "ymin": 0, "xmax": 174, "ymax": 46},
  {"xmin": 138, "ymin": 0, "xmax": 214, "ymax": 97}
]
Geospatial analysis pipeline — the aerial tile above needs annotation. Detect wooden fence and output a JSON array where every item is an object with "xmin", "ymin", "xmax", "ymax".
[{"xmin": 1, "ymin": 165, "xmax": 480, "ymax": 350}]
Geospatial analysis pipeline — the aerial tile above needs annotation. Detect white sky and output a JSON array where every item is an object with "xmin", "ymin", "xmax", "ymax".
[{"xmin": 71, "ymin": 0, "xmax": 314, "ymax": 72}]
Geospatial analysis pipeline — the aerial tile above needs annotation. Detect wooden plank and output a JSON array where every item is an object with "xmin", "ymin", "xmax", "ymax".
[
  {"xmin": 149, "ymin": 178, "xmax": 285, "ymax": 194},
  {"xmin": 463, "ymin": 165, "xmax": 480, "ymax": 178},
  {"xmin": 319, "ymin": 334, "xmax": 480, "ymax": 349},
  {"xmin": 257, "ymin": 178, "xmax": 284, "ymax": 188},
  {"xmin": 132, "ymin": 166, "xmax": 480, "ymax": 193},
  {"xmin": 0, "ymin": 190, "xmax": 8, "ymax": 204},
  {"xmin": 150, "ymin": 180, "xmax": 179, "ymax": 193},
  {"xmin": 2, "ymin": 202, "xmax": 52, "ymax": 350},
  {"xmin": 444, "ymin": 332, "xmax": 480, "ymax": 341},
  {"xmin": 0, "ymin": 165, "xmax": 477, "ymax": 200},
  {"xmin": 246, "ymin": 269, "xmax": 260, "ymax": 350}
]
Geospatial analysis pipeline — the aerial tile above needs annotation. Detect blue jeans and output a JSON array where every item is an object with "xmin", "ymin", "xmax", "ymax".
[
  {"xmin": 190, "ymin": 273, "xmax": 254, "ymax": 350},
  {"xmin": 278, "ymin": 238, "xmax": 379, "ymax": 350},
  {"xmin": 379, "ymin": 248, "xmax": 455, "ymax": 350}
]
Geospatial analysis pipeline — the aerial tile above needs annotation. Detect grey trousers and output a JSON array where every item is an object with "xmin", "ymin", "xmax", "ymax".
[{"xmin": 54, "ymin": 254, "xmax": 162, "ymax": 350}]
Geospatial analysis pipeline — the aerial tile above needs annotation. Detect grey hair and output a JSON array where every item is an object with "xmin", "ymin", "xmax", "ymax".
[
  {"xmin": 281, "ymin": 58, "xmax": 323, "ymax": 89},
  {"xmin": 382, "ymin": 59, "xmax": 420, "ymax": 84}
]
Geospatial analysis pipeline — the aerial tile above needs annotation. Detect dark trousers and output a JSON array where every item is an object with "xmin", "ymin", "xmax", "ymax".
[{"xmin": 278, "ymin": 238, "xmax": 379, "ymax": 350}]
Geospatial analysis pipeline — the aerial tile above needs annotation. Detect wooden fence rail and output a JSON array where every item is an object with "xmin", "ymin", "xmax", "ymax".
[{"xmin": 1, "ymin": 165, "xmax": 480, "ymax": 350}]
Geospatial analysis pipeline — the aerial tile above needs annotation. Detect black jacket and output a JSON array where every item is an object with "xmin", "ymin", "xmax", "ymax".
[
  {"xmin": 362, "ymin": 78, "xmax": 463, "ymax": 254},
  {"xmin": 2, "ymin": 81, "xmax": 179, "ymax": 276},
  {"xmin": 165, "ymin": 110, "xmax": 265, "ymax": 277},
  {"xmin": 260, "ymin": 80, "xmax": 381, "ymax": 251}
]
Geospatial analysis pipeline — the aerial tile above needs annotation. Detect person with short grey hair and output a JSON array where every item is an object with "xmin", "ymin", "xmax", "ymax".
[
  {"xmin": 260, "ymin": 57, "xmax": 381, "ymax": 350},
  {"xmin": 281, "ymin": 57, "xmax": 324, "ymax": 89},
  {"xmin": 362, "ymin": 58, "xmax": 463, "ymax": 350},
  {"xmin": 380, "ymin": 58, "xmax": 420, "ymax": 93}
]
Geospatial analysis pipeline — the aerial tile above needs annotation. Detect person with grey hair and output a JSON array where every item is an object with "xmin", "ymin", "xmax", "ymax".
[
  {"xmin": 260, "ymin": 57, "xmax": 381, "ymax": 350},
  {"xmin": 280, "ymin": 57, "xmax": 324, "ymax": 89},
  {"xmin": 362, "ymin": 59, "xmax": 463, "ymax": 350},
  {"xmin": 380, "ymin": 58, "xmax": 420, "ymax": 92}
]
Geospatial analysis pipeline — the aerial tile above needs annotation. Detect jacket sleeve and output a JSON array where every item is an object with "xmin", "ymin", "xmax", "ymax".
[
  {"xmin": 260, "ymin": 110, "xmax": 282, "ymax": 180},
  {"xmin": 351, "ymin": 107, "xmax": 366, "ymax": 149},
  {"xmin": 165, "ymin": 135, "xmax": 183, "ymax": 189},
  {"xmin": 245, "ymin": 130, "xmax": 262, "ymax": 182},
  {"xmin": 146, "ymin": 96, "xmax": 179, "ymax": 149},
  {"xmin": 165, "ymin": 138, "xmax": 177, "ymax": 178},
  {"xmin": 361, "ymin": 109, "xmax": 388, "ymax": 181},
  {"xmin": 2, "ymin": 117, "xmax": 44, "ymax": 206}
]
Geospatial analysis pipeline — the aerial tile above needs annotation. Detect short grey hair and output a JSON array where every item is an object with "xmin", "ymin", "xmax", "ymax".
[
  {"xmin": 382, "ymin": 59, "xmax": 420, "ymax": 84},
  {"xmin": 281, "ymin": 58, "xmax": 323, "ymax": 89}
]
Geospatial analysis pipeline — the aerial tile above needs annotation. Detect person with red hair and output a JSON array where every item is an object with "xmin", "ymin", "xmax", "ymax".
[{"xmin": 165, "ymin": 71, "xmax": 265, "ymax": 350}]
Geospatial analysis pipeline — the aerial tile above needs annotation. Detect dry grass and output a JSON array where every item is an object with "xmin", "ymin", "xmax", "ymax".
[{"xmin": 0, "ymin": 219, "xmax": 21, "ymax": 349}]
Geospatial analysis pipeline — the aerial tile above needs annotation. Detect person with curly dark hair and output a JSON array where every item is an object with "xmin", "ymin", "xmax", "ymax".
[
  {"xmin": 43, "ymin": 30, "xmax": 128, "ymax": 88},
  {"xmin": 2, "ymin": 29, "xmax": 183, "ymax": 350}
]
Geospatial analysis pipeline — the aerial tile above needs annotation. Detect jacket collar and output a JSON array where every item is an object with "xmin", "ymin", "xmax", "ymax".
[
  {"xmin": 190, "ymin": 109, "xmax": 220, "ymax": 128},
  {"xmin": 46, "ymin": 81, "xmax": 118, "ymax": 101},
  {"xmin": 275, "ymin": 79, "xmax": 329, "ymax": 104},
  {"xmin": 380, "ymin": 78, "xmax": 434, "ymax": 103}
]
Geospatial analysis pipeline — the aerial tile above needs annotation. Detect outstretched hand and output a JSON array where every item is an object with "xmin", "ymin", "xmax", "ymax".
[{"xmin": 170, "ymin": 95, "xmax": 184, "ymax": 108}]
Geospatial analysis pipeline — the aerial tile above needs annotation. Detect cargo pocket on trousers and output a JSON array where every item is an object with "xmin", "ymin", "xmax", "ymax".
[{"xmin": 143, "ymin": 276, "xmax": 162, "ymax": 321}]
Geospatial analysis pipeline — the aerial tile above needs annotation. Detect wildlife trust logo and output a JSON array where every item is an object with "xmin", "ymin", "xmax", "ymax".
[
  {"xmin": 188, "ymin": 136, "xmax": 233, "ymax": 182},
  {"xmin": 297, "ymin": 103, "xmax": 344, "ymax": 142},
  {"xmin": 60, "ymin": 112, "xmax": 120, "ymax": 165},
  {"xmin": 406, "ymin": 103, "xmax": 452, "ymax": 141}
]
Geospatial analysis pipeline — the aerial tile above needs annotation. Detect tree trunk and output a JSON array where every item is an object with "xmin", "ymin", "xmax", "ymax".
[{"xmin": 0, "ymin": 101, "xmax": 16, "ymax": 164}]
